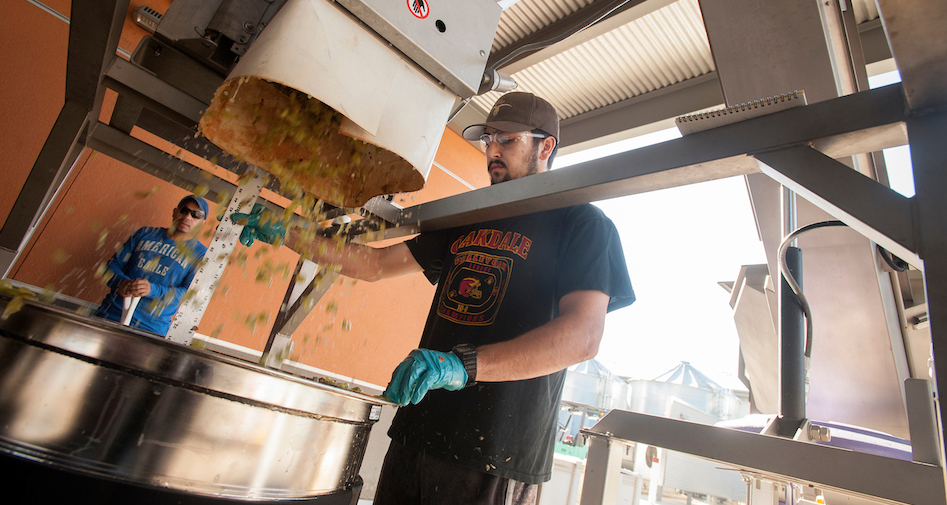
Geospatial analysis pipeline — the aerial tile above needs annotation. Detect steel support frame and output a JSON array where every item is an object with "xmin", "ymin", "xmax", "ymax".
[
  {"xmin": 870, "ymin": 1, "xmax": 947, "ymax": 494},
  {"xmin": 0, "ymin": 102, "xmax": 88, "ymax": 277},
  {"xmin": 584, "ymin": 410, "xmax": 945, "ymax": 505},
  {"xmin": 578, "ymin": 435, "xmax": 627, "ymax": 505},
  {"xmin": 264, "ymin": 261, "xmax": 341, "ymax": 363},
  {"xmin": 486, "ymin": 0, "xmax": 663, "ymax": 74},
  {"xmin": 103, "ymin": 57, "xmax": 207, "ymax": 125},
  {"xmin": 906, "ymin": 378, "xmax": 944, "ymax": 467},
  {"xmin": 908, "ymin": 110, "xmax": 947, "ymax": 498},
  {"xmin": 401, "ymin": 82, "xmax": 946, "ymax": 502},
  {"xmin": 273, "ymin": 268, "xmax": 340, "ymax": 337},
  {"xmin": 874, "ymin": 0, "xmax": 947, "ymax": 113},
  {"xmin": 85, "ymin": 120, "xmax": 365, "ymax": 237},
  {"xmin": 87, "ymin": 122, "xmax": 234, "ymax": 204},
  {"xmin": 0, "ymin": 0, "xmax": 129, "ymax": 277},
  {"xmin": 399, "ymin": 83, "xmax": 910, "ymax": 232},
  {"xmin": 753, "ymin": 145, "xmax": 919, "ymax": 269}
]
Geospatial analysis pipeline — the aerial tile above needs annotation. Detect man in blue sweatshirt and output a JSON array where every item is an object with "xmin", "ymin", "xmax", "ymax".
[{"xmin": 95, "ymin": 195, "xmax": 209, "ymax": 335}]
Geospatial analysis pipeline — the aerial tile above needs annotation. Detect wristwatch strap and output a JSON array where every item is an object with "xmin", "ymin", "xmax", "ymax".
[{"xmin": 451, "ymin": 343, "xmax": 478, "ymax": 387}]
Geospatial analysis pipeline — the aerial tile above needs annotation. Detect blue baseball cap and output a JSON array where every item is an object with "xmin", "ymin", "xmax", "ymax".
[{"xmin": 178, "ymin": 195, "xmax": 209, "ymax": 218}]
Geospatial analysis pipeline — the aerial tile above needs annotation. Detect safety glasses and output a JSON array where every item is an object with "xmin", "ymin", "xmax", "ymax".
[
  {"xmin": 478, "ymin": 131, "xmax": 547, "ymax": 151},
  {"xmin": 178, "ymin": 207, "xmax": 206, "ymax": 220}
]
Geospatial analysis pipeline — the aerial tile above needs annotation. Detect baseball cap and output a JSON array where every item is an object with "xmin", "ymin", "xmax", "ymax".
[
  {"xmin": 463, "ymin": 92, "xmax": 560, "ymax": 144},
  {"xmin": 178, "ymin": 194, "xmax": 209, "ymax": 218}
]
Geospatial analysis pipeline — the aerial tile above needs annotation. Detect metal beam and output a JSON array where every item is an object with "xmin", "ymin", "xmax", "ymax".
[
  {"xmin": 133, "ymin": 108, "xmax": 244, "ymax": 169},
  {"xmin": 906, "ymin": 378, "xmax": 943, "ymax": 467},
  {"xmin": 270, "ymin": 259, "xmax": 313, "ymax": 340},
  {"xmin": 269, "ymin": 267, "xmax": 340, "ymax": 342},
  {"xmin": 875, "ymin": 0, "xmax": 947, "ymax": 113},
  {"xmin": 907, "ymin": 110, "xmax": 947, "ymax": 500},
  {"xmin": 447, "ymin": 71, "xmax": 723, "ymax": 149},
  {"xmin": 858, "ymin": 18, "xmax": 892, "ymax": 65},
  {"xmin": 85, "ymin": 122, "xmax": 344, "ymax": 226},
  {"xmin": 586, "ymin": 410, "xmax": 945, "ymax": 505},
  {"xmin": 404, "ymin": 83, "xmax": 909, "ymax": 232},
  {"xmin": 753, "ymin": 145, "xmax": 920, "ymax": 269},
  {"xmin": 360, "ymin": 197, "xmax": 404, "ymax": 225},
  {"xmin": 1, "ymin": 0, "xmax": 128, "ymax": 277},
  {"xmin": 487, "ymin": 0, "xmax": 636, "ymax": 71},
  {"xmin": 489, "ymin": 0, "xmax": 675, "ymax": 75},
  {"xmin": 839, "ymin": 1, "xmax": 871, "ymax": 93},
  {"xmin": 87, "ymin": 122, "xmax": 233, "ymax": 203},
  {"xmin": 261, "ymin": 262, "xmax": 339, "ymax": 368},
  {"xmin": 559, "ymin": 72, "xmax": 723, "ymax": 150},
  {"xmin": 578, "ymin": 435, "xmax": 626, "ymax": 505},
  {"xmin": 65, "ymin": 0, "xmax": 128, "ymax": 109},
  {"xmin": 103, "ymin": 57, "xmax": 207, "ymax": 125},
  {"xmin": 0, "ymin": 101, "xmax": 89, "ymax": 277}
]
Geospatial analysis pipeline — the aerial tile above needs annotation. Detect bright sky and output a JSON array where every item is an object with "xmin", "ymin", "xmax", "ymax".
[
  {"xmin": 554, "ymin": 70, "xmax": 910, "ymax": 391},
  {"xmin": 557, "ymin": 134, "xmax": 764, "ymax": 391}
]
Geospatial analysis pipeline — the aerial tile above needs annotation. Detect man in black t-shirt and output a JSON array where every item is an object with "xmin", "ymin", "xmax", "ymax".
[{"xmin": 247, "ymin": 92, "xmax": 635, "ymax": 505}]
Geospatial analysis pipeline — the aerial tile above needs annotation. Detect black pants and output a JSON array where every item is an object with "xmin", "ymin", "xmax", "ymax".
[{"xmin": 373, "ymin": 441, "xmax": 538, "ymax": 505}]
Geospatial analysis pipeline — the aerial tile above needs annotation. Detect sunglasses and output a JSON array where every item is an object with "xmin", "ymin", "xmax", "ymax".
[
  {"xmin": 178, "ymin": 207, "xmax": 206, "ymax": 220},
  {"xmin": 478, "ymin": 131, "xmax": 547, "ymax": 151}
]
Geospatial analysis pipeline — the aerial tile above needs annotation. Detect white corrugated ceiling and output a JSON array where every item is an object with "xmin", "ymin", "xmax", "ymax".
[
  {"xmin": 471, "ymin": 0, "xmax": 881, "ymax": 122},
  {"xmin": 475, "ymin": 0, "xmax": 713, "ymax": 120}
]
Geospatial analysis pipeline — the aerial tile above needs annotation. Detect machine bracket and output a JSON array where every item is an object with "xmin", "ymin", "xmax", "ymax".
[
  {"xmin": 754, "ymin": 145, "xmax": 920, "ymax": 270},
  {"xmin": 584, "ymin": 409, "xmax": 945, "ymax": 505}
]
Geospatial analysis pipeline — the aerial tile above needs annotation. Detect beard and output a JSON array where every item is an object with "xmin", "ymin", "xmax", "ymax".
[
  {"xmin": 489, "ymin": 161, "xmax": 509, "ymax": 185},
  {"xmin": 489, "ymin": 146, "xmax": 541, "ymax": 185}
]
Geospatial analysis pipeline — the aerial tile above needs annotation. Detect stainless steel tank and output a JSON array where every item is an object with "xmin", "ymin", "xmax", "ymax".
[{"xmin": 0, "ymin": 295, "xmax": 390, "ymax": 502}]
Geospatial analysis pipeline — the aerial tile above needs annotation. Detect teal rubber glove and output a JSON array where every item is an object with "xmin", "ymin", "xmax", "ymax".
[
  {"xmin": 384, "ymin": 349, "xmax": 468, "ymax": 406},
  {"xmin": 231, "ymin": 203, "xmax": 286, "ymax": 247}
]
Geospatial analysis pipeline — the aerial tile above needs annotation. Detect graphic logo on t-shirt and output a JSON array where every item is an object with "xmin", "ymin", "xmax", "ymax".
[
  {"xmin": 131, "ymin": 237, "xmax": 199, "ymax": 280},
  {"xmin": 458, "ymin": 278, "xmax": 483, "ymax": 299},
  {"xmin": 438, "ymin": 251, "xmax": 513, "ymax": 326},
  {"xmin": 437, "ymin": 228, "xmax": 534, "ymax": 326},
  {"xmin": 449, "ymin": 229, "xmax": 532, "ymax": 259}
]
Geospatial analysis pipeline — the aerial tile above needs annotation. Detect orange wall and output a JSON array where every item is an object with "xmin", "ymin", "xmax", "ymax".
[
  {"xmin": 3, "ymin": 1, "xmax": 488, "ymax": 386},
  {"xmin": 1, "ymin": 1, "xmax": 69, "ymax": 226}
]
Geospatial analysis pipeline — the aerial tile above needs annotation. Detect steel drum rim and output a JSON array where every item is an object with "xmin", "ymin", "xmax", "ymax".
[{"xmin": 0, "ymin": 295, "xmax": 394, "ymax": 421}]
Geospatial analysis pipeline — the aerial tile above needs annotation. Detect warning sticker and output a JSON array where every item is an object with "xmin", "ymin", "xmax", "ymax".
[{"xmin": 407, "ymin": 0, "xmax": 429, "ymax": 19}]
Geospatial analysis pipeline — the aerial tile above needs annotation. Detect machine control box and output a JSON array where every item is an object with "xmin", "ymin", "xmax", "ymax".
[
  {"xmin": 155, "ymin": 0, "xmax": 502, "ymax": 97},
  {"xmin": 336, "ymin": 0, "xmax": 503, "ymax": 98}
]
